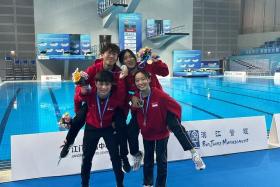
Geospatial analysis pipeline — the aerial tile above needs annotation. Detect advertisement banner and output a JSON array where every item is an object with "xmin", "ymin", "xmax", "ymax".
[
  {"xmin": 37, "ymin": 34, "xmax": 93, "ymax": 60},
  {"xmin": 146, "ymin": 19, "xmax": 171, "ymax": 38},
  {"xmin": 163, "ymin": 20, "xmax": 171, "ymax": 34},
  {"xmin": 118, "ymin": 13, "xmax": 142, "ymax": 54},
  {"xmin": 99, "ymin": 35, "xmax": 111, "ymax": 52},
  {"xmin": 172, "ymin": 50, "xmax": 210, "ymax": 77},
  {"xmin": 11, "ymin": 131, "xmax": 112, "ymax": 181},
  {"xmin": 274, "ymin": 72, "xmax": 280, "ymax": 79},
  {"xmin": 146, "ymin": 19, "xmax": 156, "ymax": 38},
  {"xmin": 37, "ymin": 34, "xmax": 70, "ymax": 57},
  {"xmin": 11, "ymin": 116, "xmax": 268, "ymax": 181},
  {"xmin": 268, "ymin": 113, "xmax": 280, "ymax": 147},
  {"xmin": 274, "ymin": 73, "xmax": 280, "ymax": 85},
  {"xmin": 173, "ymin": 50, "xmax": 202, "ymax": 72},
  {"xmin": 201, "ymin": 61, "xmax": 220, "ymax": 69},
  {"xmin": 41, "ymin": 75, "xmax": 61, "ymax": 82},
  {"xmin": 168, "ymin": 116, "xmax": 268, "ymax": 161},
  {"xmin": 224, "ymin": 71, "xmax": 247, "ymax": 77},
  {"xmin": 80, "ymin": 34, "xmax": 91, "ymax": 55}
]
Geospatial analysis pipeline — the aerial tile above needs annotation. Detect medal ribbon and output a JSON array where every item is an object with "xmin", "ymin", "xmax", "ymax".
[
  {"xmin": 96, "ymin": 94, "xmax": 109, "ymax": 127},
  {"xmin": 140, "ymin": 91, "xmax": 151, "ymax": 126}
]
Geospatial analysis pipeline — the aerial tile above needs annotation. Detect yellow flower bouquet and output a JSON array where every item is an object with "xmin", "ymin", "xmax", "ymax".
[{"xmin": 72, "ymin": 68, "xmax": 88, "ymax": 86}]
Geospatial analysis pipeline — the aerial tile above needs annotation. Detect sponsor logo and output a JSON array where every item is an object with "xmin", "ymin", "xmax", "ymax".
[
  {"xmin": 187, "ymin": 130, "xmax": 200, "ymax": 148},
  {"xmin": 151, "ymin": 102, "xmax": 158, "ymax": 107},
  {"xmin": 71, "ymin": 142, "xmax": 109, "ymax": 158}
]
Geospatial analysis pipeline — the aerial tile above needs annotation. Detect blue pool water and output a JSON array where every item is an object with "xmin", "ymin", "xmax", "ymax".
[{"xmin": 1, "ymin": 77, "xmax": 280, "ymax": 161}]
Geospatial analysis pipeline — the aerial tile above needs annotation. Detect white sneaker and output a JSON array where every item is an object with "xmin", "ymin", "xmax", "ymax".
[
  {"xmin": 191, "ymin": 150, "xmax": 206, "ymax": 170},
  {"xmin": 132, "ymin": 151, "xmax": 143, "ymax": 171},
  {"xmin": 143, "ymin": 185, "xmax": 153, "ymax": 187}
]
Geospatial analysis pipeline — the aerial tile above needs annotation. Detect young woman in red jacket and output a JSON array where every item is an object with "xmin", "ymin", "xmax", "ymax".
[
  {"xmin": 118, "ymin": 49, "xmax": 169, "ymax": 171},
  {"xmin": 77, "ymin": 70, "xmax": 125, "ymax": 187},
  {"xmin": 133, "ymin": 70, "xmax": 206, "ymax": 187}
]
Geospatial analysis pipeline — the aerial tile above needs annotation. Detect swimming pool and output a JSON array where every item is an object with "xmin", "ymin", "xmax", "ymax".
[{"xmin": 1, "ymin": 77, "xmax": 280, "ymax": 161}]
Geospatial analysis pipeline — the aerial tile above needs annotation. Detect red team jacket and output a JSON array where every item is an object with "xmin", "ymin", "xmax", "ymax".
[
  {"xmin": 75, "ymin": 79, "xmax": 125, "ymax": 129},
  {"xmin": 133, "ymin": 87, "xmax": 181, "ymax": 141},
  {"xmin": 124, "ymin": 60, "xmax": 169, "ymax": 115},
  {"xmin": 74, "ymin": 58, "xmax": 170, "ymax": 132},
  {"xmin": 125, "ymin": 60, "xmax": 169, "ymax": 93},
  {"xmin": 74, "ymin": 58, "xmax": 126, "ymax": 113}
]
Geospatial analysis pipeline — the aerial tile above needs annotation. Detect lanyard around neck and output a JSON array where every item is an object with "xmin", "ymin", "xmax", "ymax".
[
  {"xmin": 140, "ymin": 91, "xmax": 151, "ymax": 126},
  {"xmin": 96, "ymin": 94, "xmax": 109, "ymax": 127}
]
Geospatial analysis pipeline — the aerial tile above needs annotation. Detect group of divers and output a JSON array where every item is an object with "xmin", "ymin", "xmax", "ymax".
[{"xmin": 58, "ymin": 43, "xmax": 206, "ymax": 187}]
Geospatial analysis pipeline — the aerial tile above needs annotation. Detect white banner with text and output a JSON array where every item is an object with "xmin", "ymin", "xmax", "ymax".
[
  {"xmin": 41, "ymin": 75, "xmax": 61, "ymax": 82},
  {"xmin": 11, "ymin": 116, "xmax": 268, "ymax": 181},
  {"xmin": 269, "ymin": 113, "xmax": 280, "ymax": 147},
  {"xmin": 224, "ymin": 71, "xmax": 247, "ymax": 77}
]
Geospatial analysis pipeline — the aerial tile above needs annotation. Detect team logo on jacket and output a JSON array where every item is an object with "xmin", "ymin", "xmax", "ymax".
[
  {"xmin": 187, "ymin": 130, "xmax": 200, "ymax": 148},
  {"xmin": 151, "ymin": 102, "xmax": 158, "ymax": 107},
  {"xmin": 107, "ymin": 107, "xmax": 114, "ymax": 111}
]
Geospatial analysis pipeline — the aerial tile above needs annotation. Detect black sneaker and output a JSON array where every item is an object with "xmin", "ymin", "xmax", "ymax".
[
  {"xmin": 121, "ymin": 156, "xmax": 131, "ymax": 173},
  {"xmin": 60, "ymin": 141, "xmax": 72, "ymax": 158}
]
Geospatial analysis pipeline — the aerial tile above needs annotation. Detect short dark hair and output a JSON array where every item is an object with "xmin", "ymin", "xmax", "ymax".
[
  {"xmin": 100, "ymin": 43, "xmax": 120, "ymax": 55},
  {"xmin": 95, "ymin": 70, "xmax": 114, "ymax": 83},
  {"xmin": 134, "ymin": 69, "xmax": 151, "ymax": 79},
  {"xmin": 118, "ymin": 49, "xmax": 137, "ymax": 65}
]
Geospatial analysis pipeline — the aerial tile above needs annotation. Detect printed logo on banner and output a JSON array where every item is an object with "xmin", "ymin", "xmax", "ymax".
[
  {"xmin": 199, "ymin": 128, "xmax": 250, "ymax": 148},
  {"xmin": 187, "ymin": 130, "xmax": 200, "ymax": 148},
  {"xmin": 187, "ymin": 127, "xmax": 251, "ymax": 149},
  {"xmin": 70, "ymin": 142, "xmax": 109, "ymax": 158}
]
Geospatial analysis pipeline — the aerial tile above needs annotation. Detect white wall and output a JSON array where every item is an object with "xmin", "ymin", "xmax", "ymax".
[
  {"xmin": 237, "ymin": 31, "xmax": 280, "ymax": 49},
  {"xmin": 34, "ymin": 0, "xmax": 193, "ymax": 78}
]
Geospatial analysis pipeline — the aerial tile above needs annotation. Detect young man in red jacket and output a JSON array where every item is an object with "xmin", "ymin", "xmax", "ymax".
[
  {"xmin": 60, "ymin": 43, "xmax": 134, "ymax": 173},
  {"xmin": 133, "ymin": 70, "xmax": 206, "ymax": 187},
  {"xmin": 77, "ymin": 70, "xmax": 125, "ymax": 187},
  {"xmin": 118, "ymin": 49, "xmax": 169, "ymax": 171}
]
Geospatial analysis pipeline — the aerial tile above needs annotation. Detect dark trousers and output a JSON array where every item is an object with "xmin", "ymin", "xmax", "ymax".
[
  {"xmin": 143, "ymin": 137, "xmax": 169, "ymax": 187},
  {"xmin": 65, "ymin": 103, "xmax": 87, "ymax": 145},
  {"xmin": 65, "ymin": 104, "xmax": 129, "ymax": 159},
  {"xmin": 126, "ymin": 112, "xmax": 140, "ymax": 155},
  {"xmin": 113, "ymin": 108, "xmax": 129, "ymax": 158},
  {"xmin": 166, "ymin": 111, "xmax": 194, "ymax": 151},
  {"xmin": 115, "ymin": 110, "xmax": 140, "ymax": 156},
  {"xmin": 127, "ymin": 111, "xmax": 194, "ymax": 156},
  {"xmin": 81, "ymin": 125, "xmax": 124, "ymax": 187}
]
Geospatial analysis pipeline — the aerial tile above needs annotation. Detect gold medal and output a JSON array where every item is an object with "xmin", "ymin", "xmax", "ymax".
[
  {"xmin": 147, "ymin": 59, "xmax": 153, "ymax": 64},
  {"xmin": 138, "ymin": 99, "xmax": 144, "ymax": 107}
]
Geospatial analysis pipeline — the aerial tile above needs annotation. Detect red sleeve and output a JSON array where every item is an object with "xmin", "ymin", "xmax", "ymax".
[
  {"xmin": 73, "ymin": 64, "xmax": 95, "ymax": 113},
  {"xmin": 74, "ymin": 86, "xmax": 82, "ymax": 113},
  {"xmin": 74, "ymin": 86, "xmax": 88, "ymax": 113},
  {"xmin": 146, "ymin": 60, "xmax": 169, "ymax": 76},
  {"xmin": 161, "ymin": 90, "xmax": 181, "ymax": 119},
  {"xmin": 85, "ymin": 64, "xmax": 97, "ymax": 85}
]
